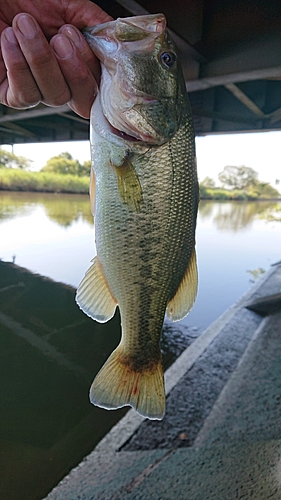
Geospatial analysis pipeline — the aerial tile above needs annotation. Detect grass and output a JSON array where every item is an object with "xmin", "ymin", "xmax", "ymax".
[
  {"xmin": 199, "ymin": 186, "xmax": 251, "ymax": 200},
  {"xmin": 0, "ymin": 168, "xmax": 279, "ymax": 200},
  {"xmin": 199, "ymin": 185, "xmax": 280, "ymax": 200},
  {"xmin": 0, "ymin": 168, "xmax": 89, "ymax": 194}
]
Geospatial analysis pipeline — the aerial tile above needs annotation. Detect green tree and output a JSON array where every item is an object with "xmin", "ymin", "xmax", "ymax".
[
  {"xmin": 78, "ymin": 160, "xmax": 91, "ymax": 177},
  {"xmin": 0, "ymin": 147, "xmax": 31, "ymax": 169},
  {"xmin": 201, "ymin": 176, "xmax": 216, "ymax": 188},
  {"xmin": 248, "ymin": 182, "xmax": 280, "ymax": 199},
  {"xmin": 218, "ymin": 165, "xmax": 258, "ymax": 190},
  {"xmin": 41, "ymin": 152, "xmax": 90, "ymax": 177},
  {"xmin": 15, "ymin": 155, "xmax": 32, "ymax": 169}
]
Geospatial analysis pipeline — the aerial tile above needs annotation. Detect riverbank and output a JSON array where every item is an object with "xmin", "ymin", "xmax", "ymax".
[
  {"xmin": 0, "ymin": 168, "xmax": 89, "ymax": 194},
  {"xmin": 200, "ymin": 185, "xmax": 280, "ymax": 201},
  {"xmin": 0, "ymin": 168, "xmax": 280, "ymax": 200}
]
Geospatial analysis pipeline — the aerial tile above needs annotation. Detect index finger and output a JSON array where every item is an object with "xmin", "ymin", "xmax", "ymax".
[
  {"xmin": 59, "ymin": 25, "xmax": 101, "ymax": 84},
  {"xmin": 0, "ymin": 27, "xmax": 42, "ymax": 108},
  {"xmin": 12, "ymin": 13, "xmax": 71, "ymax": 107}
]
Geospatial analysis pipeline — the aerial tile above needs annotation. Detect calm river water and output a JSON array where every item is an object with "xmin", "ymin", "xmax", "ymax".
[
  {"xmin": 1, "ymin": 191, "xmax": 280, "ymax": 330},
  {"xmin": 0, "ymin": 191, "xmax": 281, "ymax": 500}
]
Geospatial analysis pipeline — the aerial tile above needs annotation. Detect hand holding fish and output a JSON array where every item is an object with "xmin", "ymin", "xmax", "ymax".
[{"xmin": 0, "ymin": 0, "xmax": 112, "ymax": 117}]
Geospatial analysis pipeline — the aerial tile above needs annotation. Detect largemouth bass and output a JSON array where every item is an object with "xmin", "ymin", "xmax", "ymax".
[{"xmin": 77, "ymin": 14, "xmax": 199, "ymax": 420}]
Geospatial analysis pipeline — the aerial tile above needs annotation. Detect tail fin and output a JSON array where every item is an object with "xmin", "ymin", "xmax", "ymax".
[{"xmin": 90, "ymin": 346, "xmax": 165, "ymax": 420}]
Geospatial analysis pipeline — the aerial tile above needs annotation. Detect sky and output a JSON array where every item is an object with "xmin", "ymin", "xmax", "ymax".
[
  {"xmin": 195, "ymin": 131, "xmax": 281, "ymax": 187},
  {"xmin": 4, "ymin": 129, "xmax": 281, "ymax": 188}
]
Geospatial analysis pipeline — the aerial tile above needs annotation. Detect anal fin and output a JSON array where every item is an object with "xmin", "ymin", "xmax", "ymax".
[
  {"xmin": 76, "ymin": 256, "xmax": 117, "ymax": 323},
  {"xmin": 166, "ymin": 249, "xmax": 198, "ymax": 322}
]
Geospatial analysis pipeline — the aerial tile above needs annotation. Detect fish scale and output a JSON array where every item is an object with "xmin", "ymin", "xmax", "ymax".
[{"xmin": 77, "ymin": 14, "xmax": 199, "ymax": 419}]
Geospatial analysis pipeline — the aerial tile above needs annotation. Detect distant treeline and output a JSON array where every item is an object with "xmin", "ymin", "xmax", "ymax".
[
  {"xmin": 199, "ymin": 165, "xmax": 280, "ymax": 200},
  {"xmin": 0, "ymin": 168, "xmax": 89, "ymax": 194},
  {"xmin": 0, "ymin": 150, "xmax": 280, "ymax": 200},
  {"xmin": 0, "ymin": 150, "xmax": 89, "ymax": 193},
  {"xmin": 0, "ymin": 168, "xmax": 279, "ymax": 200},
  {"xmin": 199, "ymin": 186, "xmax": 280, "ymax": 200}
]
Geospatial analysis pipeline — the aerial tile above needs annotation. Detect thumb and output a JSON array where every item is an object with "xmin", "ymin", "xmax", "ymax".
[{"xmin": 66, "ymin": 1, "xmax": 113, "ymax": 29}]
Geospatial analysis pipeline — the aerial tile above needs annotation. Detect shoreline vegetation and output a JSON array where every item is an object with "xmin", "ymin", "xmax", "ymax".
[
  {"xmin": 0, "ymin": 167, "xmax": 89, "ymax": 194},
  {"xmin": 0, "ymin": 151, "xmax": 280, "ymax": 200},
  {"xmin": 199, "ymin": 185, "xmax": 281, "ymax": 201},
  {"xmin": 0, "ymin": 167, "xmax": 280, "ymax": 200}
]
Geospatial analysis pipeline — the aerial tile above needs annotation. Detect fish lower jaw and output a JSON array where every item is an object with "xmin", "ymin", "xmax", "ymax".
[
  {"xmin": 105, "ymin": 112, "xmax": 165, "ymax": 145},
  {"xmin": 106, "ymin": 116, "xmax": 143, "ymax": 143},
  {"xmin": 102, "ymin": 103, "xmax": 152, "ymax": 143}
]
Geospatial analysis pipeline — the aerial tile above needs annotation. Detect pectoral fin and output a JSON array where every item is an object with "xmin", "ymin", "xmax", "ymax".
[
  {"xmin": 166, "ymin": 249, "xmax": 198, "ymax": 322},
  {"xmin": 111, "ymin": 156, "xmax": 143, "ymax": 212},
  {"xmin": 76, "ymin": 257, "xmax": 117, "ymax": 323}
]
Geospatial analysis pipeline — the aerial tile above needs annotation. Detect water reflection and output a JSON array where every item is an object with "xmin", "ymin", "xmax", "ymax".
[
  {"xmin": 1, "ymin": 192, "xmax": 279, "ymax": 232},
  {"xmin": 199, "ymin": 200, "xmax": 278, "ymax": 231},
  {"xmin": 44, "ymin": 195, "xmax": 93, "ymax": 227},
  {"xmin": 1, "ymin": 192, "xmax": 280, "ymax": 327},
  {"xmin": 258, "ymin": 203, "xmax": 281, "ymax": 222},
  {"xmin": 0, "ymin": 192, "xmax": 34, "ymax": 221},
  {"xmin": 0, "ymin": 191, "xmax": 93, "ymax": 227},
  {"xmin": 247, "ymin": 267, "xmax": 266, "ymax": 283},
  {"xmin": 0, "ymin": 192, "xmax": 95, "ymax": 287}
]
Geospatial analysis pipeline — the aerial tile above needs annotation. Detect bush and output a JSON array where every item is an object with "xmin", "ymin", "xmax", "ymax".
[
  {"xmin": 247, "ymin": 182, "xmax": 280, "ymax": 199},
  {"xmin": 199, "ymin": 186, "xmax": 243, "ymax": 200},
  {"xmin": 0, "ymin": 168, "xmax": 89, "ymax": 193},
  {"xmin": 199, "ymin": 185, "xmax": 279, "ymax": 201},
  {"xmin": 41, "ymin": 152, "xmax": 91, "ymax": 177}
]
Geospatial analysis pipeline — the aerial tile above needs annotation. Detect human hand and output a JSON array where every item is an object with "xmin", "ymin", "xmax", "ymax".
[{"xmin": 0, "ymin": 1, "xmax": 112, "ymax": 118}]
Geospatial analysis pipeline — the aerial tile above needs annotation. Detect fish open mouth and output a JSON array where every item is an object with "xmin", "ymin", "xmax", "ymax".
[
  {"xmin": 104, "ymin": 114, "xmax": 156, "ymax": 143},
  {"xmin": 106, "ymin": 118, "xmax": 142, "ymax": 142}
]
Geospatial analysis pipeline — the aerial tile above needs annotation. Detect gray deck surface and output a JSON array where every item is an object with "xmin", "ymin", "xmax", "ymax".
[{"xmin": 45, "ymin": 262, "xmax": 281, "ymax": 500}]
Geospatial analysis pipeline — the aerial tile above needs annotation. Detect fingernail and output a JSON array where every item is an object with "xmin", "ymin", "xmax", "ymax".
[
  {"xmin": 60, "ymin": 26, "xmax": 82, "ymax": 46},
  {"xmin": 53, "ymin": 35, "xmax": 74, "ymax": 59},
  {"xmin": 4, "ymin": 27, "xmax": 18, "ymax": 45},
  {"xmin": 16, "ymin": 14, "xmax": 38, "ymax": 38}
]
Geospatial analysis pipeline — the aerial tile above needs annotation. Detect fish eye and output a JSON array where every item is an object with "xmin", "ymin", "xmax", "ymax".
[{"xmin": 160, "ymin": 51, "xmax": 176, "ymax": 69}]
